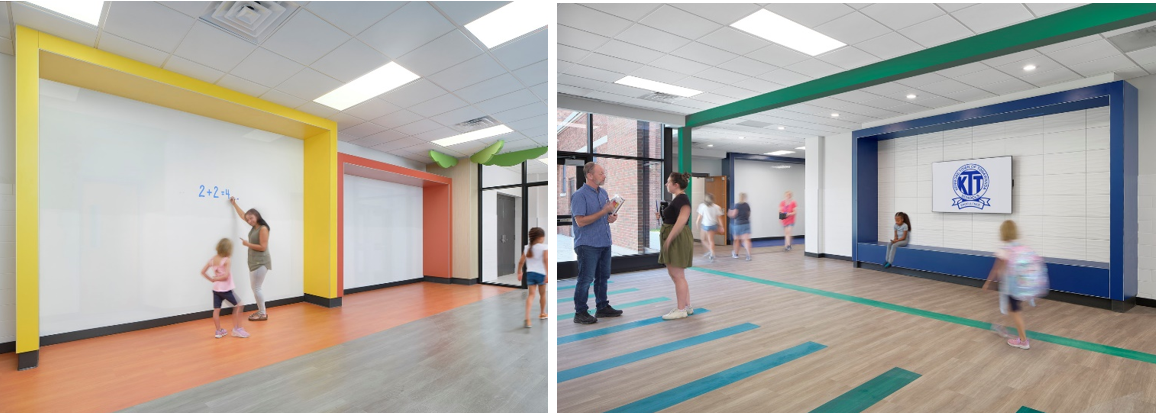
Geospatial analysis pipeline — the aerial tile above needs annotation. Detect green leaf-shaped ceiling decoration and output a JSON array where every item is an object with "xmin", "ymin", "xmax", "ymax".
[
  {"xmin": 469, "ymin": 140, "xmax": 505, "ymax": 164},
  {"xmin": 429, "ymin": 150, "xmax": 458, "ymax": 168},
  {"xmin": 484, "ymin": 146, "xmax": 548, "ymax": 167}
]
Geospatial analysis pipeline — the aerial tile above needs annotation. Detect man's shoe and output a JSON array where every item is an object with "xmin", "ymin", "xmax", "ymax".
[
  {"xmin": 573, "ymin": 311, "xmax": 597, "ymax": 324},
  {"xmin": 595, "ymin": 305, "xmax": 624, "ymax": 318}
]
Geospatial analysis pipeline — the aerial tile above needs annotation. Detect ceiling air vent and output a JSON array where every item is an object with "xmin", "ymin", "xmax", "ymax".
[
  {"xmin": 200, "ymin": 1, "xmax": 300, "ymax": 45},
  {"xmin": 453, "ymin": 116, "xmax": 501, "ymax": 133},
  {"xmin": 638, "ymin": 92, "xmax": 684, "ymax": 104},
  {"xmin": 1106, "ymin": 24, "xmax": 1156, "ymax": 53}
]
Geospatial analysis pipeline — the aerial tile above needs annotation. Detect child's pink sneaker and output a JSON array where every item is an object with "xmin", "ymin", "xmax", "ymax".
[
  {"xmin": 214, "ymin": 329, "xmax": 227, "ymax": 339},
  {"xmin": 1007, "ymin": 337, "xmax": 1030, "ymax": 349},
  {"xmin": 231, "ymin": 327, "xmax": 250, "ymax": 338}
]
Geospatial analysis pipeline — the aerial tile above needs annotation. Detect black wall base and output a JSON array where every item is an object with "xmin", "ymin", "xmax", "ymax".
[
  {"xmin": 0, "ymin": 341, "xmax": 13, "ymax": 355},
  {"xmin": 423, "ymin": 276, "xmax": 481, "ymax": 285},
  {"xmin": 345, "ymin": 278, "xmax": 422, "ymax": 295},
  {"xmin": 304, "ymin": 294, "xmax": 342, "ymax": 308},
  {"xmin": 804, "ymin": 252, "xmax": 853, "ymax": 261},
  {"xmin": 1136, "ymin": 297, "xmax": 1156, "ymax": 308},
  {"xmin": 858, "ymin": 261, "xmax": 1134, "ymax": 312},
  {"xmin": 17, "ymin": 350, "xmax": 37, "ymax": 370}
]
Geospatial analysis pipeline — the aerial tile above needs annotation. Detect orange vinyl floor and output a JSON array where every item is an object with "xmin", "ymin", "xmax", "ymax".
[{"xmin": 0, "ymin": 282, "xmax": 513, "ymax": 413}]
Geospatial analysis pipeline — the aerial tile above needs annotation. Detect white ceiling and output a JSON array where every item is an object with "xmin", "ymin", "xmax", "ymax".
[
  {"xmin": 558, "ymin": 3, "xmax": 1156, "ymax": 157},
  {"xmin": 0, "ymin": 1, "xmax": 546, "ymax": 165}
]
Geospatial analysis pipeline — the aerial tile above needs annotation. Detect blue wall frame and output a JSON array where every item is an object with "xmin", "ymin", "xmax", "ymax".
[
  {"xmin": 852, "ymin": 81, "xmax": 1138, "ymax": 307},
  {"xmin": 722, "ymin": 152, "xmax": 805, "ymax": 244}
]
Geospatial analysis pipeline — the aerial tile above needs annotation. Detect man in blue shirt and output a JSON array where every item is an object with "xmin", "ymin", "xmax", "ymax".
[{"xmin": 570, "ymin": 162, "xmax": 623, "ymax": 324}]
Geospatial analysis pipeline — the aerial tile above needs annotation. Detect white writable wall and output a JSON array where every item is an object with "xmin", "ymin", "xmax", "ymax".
[
  {"xmin": 38, "ymin": 80, "xmax": 304, "ymax": 336},
  {"xmin": 342, "ymin": 175, "xmax": 423, "ymax": 288},
  {"xmin": 732, "ymin": 159, "xmax": 805, "ymax": 238},
  {"xmin": 876, "ymin": 107, "xmax": 1110, "ymax": 261}
]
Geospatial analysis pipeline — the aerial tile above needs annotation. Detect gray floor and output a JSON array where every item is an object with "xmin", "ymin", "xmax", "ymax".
[{"xmin": 120, "ymin": 289, "xmax": 547, "ymax": 413}]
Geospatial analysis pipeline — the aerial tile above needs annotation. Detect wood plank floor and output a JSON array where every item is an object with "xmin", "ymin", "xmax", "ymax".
[
  {"xmin": 558, "ymin": 244, "xmax": 1156, "ymax": 413},
  {"xmin": 0, "ymin": 282, "xmax": 512, "ymax": 413}
]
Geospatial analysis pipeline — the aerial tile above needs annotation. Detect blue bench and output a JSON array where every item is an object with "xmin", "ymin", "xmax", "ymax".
[{"xmin": 856, "ymin": 242, "xmax": 1110, "ymax": 299}]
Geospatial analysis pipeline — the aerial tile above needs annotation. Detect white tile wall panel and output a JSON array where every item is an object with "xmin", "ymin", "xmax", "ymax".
[
  {"xmin": 1043, "ymin": 129, "xmax": 1085, "ymax": 154},
  {"xmin": 1044, "ymin": 151, "xmax": 1086, "ymax": 175},
  {"xmin": 1087, "ymin": 149, "xmax": 1111, "ymax": 173}
]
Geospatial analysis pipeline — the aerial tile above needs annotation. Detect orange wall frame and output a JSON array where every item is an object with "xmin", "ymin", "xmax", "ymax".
[{"xmin": 337, "ymin": 153, "xmax": 453, "ymax": 294}]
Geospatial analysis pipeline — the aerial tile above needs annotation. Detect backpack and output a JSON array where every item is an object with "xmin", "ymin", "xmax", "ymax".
[{"xmin": 1004, "ymin": 243, "xmax": 1049, "ymax": 300}]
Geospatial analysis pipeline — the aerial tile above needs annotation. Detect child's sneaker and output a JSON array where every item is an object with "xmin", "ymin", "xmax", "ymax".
[
  {"xmin": 662, "ymin": 308, "xmax": 688, "ymax": 320},
  {"xmin": 524, "ymin": 320, "xmax": 532, "ymax": 328},
  {"xmin": 708, "ymin": 253, "xmax": 715, "ymax": 262},
  {"xmin": 232, "ymin": 327, "xmax": 250, "ymax": 338},
  {"xmin": 732, "ymin": 252, "xmax": 739, "ymax": 259},
  {"xmin": 214, "ymin": 329, "xmax": 227, "ymax": 339},
  {"xmin": 745, "ymin": 254, "xmax": 752, "ymax": 261},
  {"xmin": 539, "ymin": 313, "xmax": 549, "ymax": 320},
  {"xmin": 1007, "ymin": 337, "xmax": 1030, "ymax": 349},
  {"xmin": 991, "ymin": 324, "xmax": 1012, "ymax": 338}
]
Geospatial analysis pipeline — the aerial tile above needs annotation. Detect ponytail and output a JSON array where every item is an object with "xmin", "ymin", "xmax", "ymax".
[{"xmin": 526, "ymin": 227, "xmax": 545, "ymax": 258}]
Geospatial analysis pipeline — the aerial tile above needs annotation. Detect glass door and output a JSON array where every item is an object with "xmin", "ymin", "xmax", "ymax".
[{"xmin": 557, "ymin": 155, "xmax": 590, "ymax": 278}]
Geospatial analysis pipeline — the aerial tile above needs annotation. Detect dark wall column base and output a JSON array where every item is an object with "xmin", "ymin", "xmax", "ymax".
[
  {"xmin": 17, "ymin": 350, "xmax": 37, "ymax": 370},
  {"xmin": 304, "ymin": 294, "xmax": 342, "ymax": 308}
]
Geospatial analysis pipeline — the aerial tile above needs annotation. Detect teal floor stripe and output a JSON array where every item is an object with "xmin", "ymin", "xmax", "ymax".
[
  {"xmin": 558, "ymin": 288, "xmax": 639, "ymax": 303},
  {"xmin": 558, "ymin": 280, "xmax": 614, "ymax": 291},
  {"xmin": 558, "ymin": 297, "xmax": 671, "ymax": 320},
  {"xmin": 1017, "ymin": 407, "xmax": 1045, "ymax": 413},
  {"xmin": 691, "ymin": 266, "xmax": 1156, "ymax": 365},
  {"xmin": 560, "ymin": 323, "xmax": 759, "ymax": 382},
  {"xmin": 606, "ymin": 341, "xmax": 827, "ymax": 413},
  {"xmin": 809, "ymin": 367, "xmax": 921, "ymax": 413},
  {"xmin": 558, "ymin": 309, "xmax": 712, "ymax": 345}
]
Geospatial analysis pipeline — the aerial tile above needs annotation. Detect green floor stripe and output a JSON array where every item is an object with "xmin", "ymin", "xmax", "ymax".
[
  {"xmin": 809, "ymin": 367, "xmax": 921, "ymax": 413},
  {"xmin": 558, "ymin": 288, "xmax": 640, "ymax": 303},
  {"xmin": 558, "ymin": 297, "xmax": 671, "ymax": 320},
  {"xmin": 690, "ymin": 266, "xmax": 1156, "ymax": 365},
  {"xmin": 1017, "ymin": 407, "xmax": 1045, "ymax": 413}
]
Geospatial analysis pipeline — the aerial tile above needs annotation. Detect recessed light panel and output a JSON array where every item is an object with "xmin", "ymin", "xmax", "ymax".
[
  {"xmin": 731, "ymin": 9, "xmax": 845, "ymax": 56},
  {"xmin": 466, "ymin": 2, "xmax": 548, "ymax": 48},
  {"xmin": 432, "ymin": 125, "xmax": 514, "ymax": 147},
  {"xmin": 615, "ymin": 76, "xmax": 702, "ymax": 98},
  {"xmin": 314, "ymin": 62, "xmax": 420, "ymax": 111},
  {"xmin": 796, "ymin": 146, "xmax": 805, "ymax": 150},
  {"xmin": 28, "ymin": 0, "xmax": 103, "ymax": 25},
  {"xmin": 766, "ymin": 150, "xmax": 794, "ymax": 156}
]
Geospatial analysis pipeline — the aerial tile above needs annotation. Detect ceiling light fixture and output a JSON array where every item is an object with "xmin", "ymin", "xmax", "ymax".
[
  {"xmin": 707, "ymin": 144, "xmax": 714, "ymax": 147},
  {"xmin": 831, "ymin": 113, "xmax": 840, "ymax": 118},
  {"xmin": 731, "ymin": 9, "xmax": 845, "ymax": 56},
  {"xmin": 27, "ymin": 0, "xmax": 104, "ymax": 25},
  {"xmin": 906, "ymin": 94, "xmax": 917, "ymax": 99},
  {"xmin": 465, "ymin": 2, "xmax": 548, "ymax": 48},
  {"xmin": 777, "ymin": 126, "xmax": 785, "ymax": 130},
  {"xmin": 615, "ymin": 76, "xmax": 702, "ymax": 97},
  {"xmin": 739, "ymin": 136, "xmax": 745, "ymax": 139},
  {"xmin": 766, "ymin": 150, "xmax": 794, "ymax": 156},
  {"xmin": 314, "ymin": 62, "xmax": 420, "ymax": 110},
  {"xmin": 1023, "ymin": 64, "xmax": 1037, "ymax": 71},
  {"xmin": 796, "ymin": 146, "xmax": 805, "ymax": 150},
  {"xmin": 432, "ymin": 125, "xmax": 514, "ymax": 147}
]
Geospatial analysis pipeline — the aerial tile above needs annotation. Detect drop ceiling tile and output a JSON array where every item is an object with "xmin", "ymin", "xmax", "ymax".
[
  {"xmin": 433, "ymin": 1, "xmax": 506, "ymax": 26},
  {"xmin": 310, "ymin": 39, "xmax": 391, "ymax": 83},
  {"xmin": 558, "ymin": 24, "xmax": 611, "ymax": 51},
  {"xmin": 713, "ymin": 86, "xmax": 758, "ymax": 100},
  {"xmin": 762, "ymin": 69, "xmax": 813, "ymax": 87},
  {"xmin": 429, "ymin": 54, "xmax": 507, "ymax": 91},
  {"xmin": 862, "ymin": 82, "xmax": 910, "ymax": 97},
  {"xmin": 856, "ymin": 32, "xmax": 923, "ymax": 60},
  {"xmin": 164, "ymin": 55, "xmax": 224, "ymax": 84},
  {"xmin": 917, "ymin": 79, "xmax": 973, "ymax": 95},
  {"xmin": 595, "ymin": 39, "xmax": 665, "ymax": 65},
  {"xmin": 409, "ymin": 93, "xmax": 469, "ymax": 117},
  {"xmin": 354, "ymin": 130, "xmax": 408, "ymax": 147},
  {"xmin": 329, "ymin": 112, "xmax": 365, "ymax": 130},
  {"xmin": 638, "ymin": 5, "xmax": 722, "ymax": 40},
  {"xmin": 895, "ymin": 72, "xmax": 950, "ymax": 88},
  {"xmin": 374, "ymin": 137, "xmax": 424, "ymax": 152},
  {"xmin": 717, "ymin": 56, "xmax": 777, "ymax": 77},
  {"xmin": 583, "ymin": 3, "xmax": 661, "ymax": 21},
  {"xmin": 952, "ymin": 3, "xmax": 1034, "ymax": 34},
  {"xmin": 430, "ymin": 105, "xmax": 486, "ymax": 127},
  {"xmin": 1047, "ymin": 39, "xmax": 1124, "ymax": 67},
  {"xmin": 899, "ymin": 14, "xmax": 974, "ymax": 48},
  {"xmin": 978, "ymin": 78, "xmax": 1037, "ymax": 95},
  {"xmin": 1126, "ymin": 46, "xmax": 1156, "ymax": 65},
  {"xmin": 530, "ymin": 82, "xmax": 546, "ymax": 101},
  {"xmin": 703, "ymin": 27, "xmax": 773, "ymax": 57},
  {"xmin": 343, "ymin": 98, "xmax": 402, "ymax": 122},
  {"xmin": 886, "ymin": 102, "xmax": 932, "ymax": 115},
  {"xmin": 982, "ymin": 49, "xmax": 1041, "ymax": 68},
  {"xmin": 104, "ymin": 1, "xmax": 196, "ymax": 53},
  {"xmin": 991, "ymin": 55, "xmax": 1061, "ymax": 77},
  {"xmin": 630, "ymin": 66, "xmax": 690, "ymax": 84},
  {"xmin": 473, "ymin": 90, "xmax": 540, "ymax": 114},
  {"xmin": 306, "ymin": 1, "xmax": 404, "ymax": 35},
  {"xmin": 1019, "ymin": 67, "xmax": 1082, "ymax": 87},
  {"xmin": 0, "ymin": 38, "xmax": 12, "ymax": 56},
  {"xmin": 696, "ymin": 67, "xmax": 749, "ymax": 85},
  {"xmin": 359, "ymin": 2, "xmax": 455, "ymax": 58},
  {"xmin": 579, "ymin": 53, "xmax": 646, "ymax": 75},
  {"xmin": 814, "ymin": 12, "xmax": 891, "ymax": 46},
  {"xmin": 275, "ymin": 68, "xmax": 342, "ymax": 101},
  {"xmin": 815, "ymin": 46, "xmax": 880, "ymax": 70},
  {"xmin": 262, "ymin": 10, "xmax": 351, "ymax": 65},
  {"xmin": 502, "ymin": 139, "xmax": 540, "ymax": 152},
  {"xmin": 912, "ymin": 95, "xmax": 960, "ymax": 109},
  {"xmin": 1024, "ymin": 3, "xmax": 1081, "ymax": 18},
  {"xmin": 296, "ymin": 101, "xmax": 340, "ymax": 118},
  {"xmin": 493, "ymin": 102, "xmax": 546, "ymax": 124},
  {"xmin": 669, "ymin": 3, "xmax": 762, "ymax": 26},
  {"xmin": 860, "ymin": 3, "xmax": 946, "ymax": 31},
  {"xmin": 669, "ymin": 42, "xmax": 738, "ymax": 66},
  {"xmin": 229, "ymin": 48, "xmax": 304, "ymax": 88},
  {"xmin": 217, "ymin": 74, "xmax": 270, "ymax": 97},
  {"xmin": 380, "ymin": 79, "xmax": 447, "ymax": 108},
  {"xmin": 557, "ymin": 4, "xmax": 633, "ymax": 38},
  {"xmin": 858, "ymin": 94, "xmax": 909, "ymax": 110},
  {"xmin": 506, "ymin": 116, "xmax": 547, "ymax": 138},
  {"xmin": 763, "ymin": 3, "xmax": 855, "ymax": 27},
  {"xmin": 670, "ymin": 76, "xmax": 728, "ymax": 93},
  {"xmin": 943, "ymin": 86, "xmax": 997, "ymax": 102},
  {"xmin": 397, "ymin": 30, "xmax": 485, "ymax": 77},
  {"xmin": 10, "ymin": 2, "xmax": 98, "ymax": 46},
  {"xmin": 491, "ymin": 29, "xmax": 547, "ymax": 69},
  {"xmin": 1069, "ymin": 54, "xmax": 1142, "ymax": 77},
  {"xmin": 173, "ymin": 21, "xmax": 257, "ymax": 71},
  {"xmin": 1034, "ymin": 34, "xmax": 1101, "ymax": 54},
  {"xmin": 97, "ymin": 33, "xmax": 169, "ymax": 67},
  {"xmin": 513, "ymin": 60, "xmax": 547, "ymax": 86},
  {"xmin": 393, "ymin": 119, "xmax": 442, "ymax": 136},
  {"xmin": 1101, "ymin": 21, "xmax": 1156, "ymax": 39},
  {"xmin": 260, "ymin": 89, "xmax": 308, "ymax": 109},
  {"xmin": 337, "ymin": 133, "xmax": 360, "ymax": 142},
  {"xmin": 937, "ymin": 4, "xmax": 976, "ymax": 13},
  {"xmin": 616, "ymin": 24, "xmax": 693, "ymax": 53},
  {"xmin": 747, "ymin": 43, "xmax": 811, "ymax": 67},
  {"xmin": 161, "ymin": 1, "xmax": 213, "ymax": 18},
  {"xmin": 564, "ymin": 63, "xmax": 625, "ymax": 83},
  {"xmin": 955, "ymin": 68, "xmax": 1019, "ymax": 87},
  {"xmin": 785, "ymin": 59, "xmax": 843, "ymax": 79},
  {"xmin": 371, "ymin": 109, "xmax": 424, "ymax": 128},
  {"xmin": 410, "ymin": 131, "xmax": 458, "ymax": 147},
  {"xmin": 0, "ymin": 5, "xmax": 9, "ymax": 37}
]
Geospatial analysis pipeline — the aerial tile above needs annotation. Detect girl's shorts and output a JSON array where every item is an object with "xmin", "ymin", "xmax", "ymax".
[
  {"xmin": 702, "ymin": 224, "xmax": 719, "ymax": 232},
  {"xmin": 732, "ymin": 223, "xmax": 751, "ymax": 236},
  {"xmin": 213, "ymin": 290, "xmax": 239, "ymax": 308},
  {"xmin": 525, "ymin": 272, "xmax": 545, "ymax": 285}
]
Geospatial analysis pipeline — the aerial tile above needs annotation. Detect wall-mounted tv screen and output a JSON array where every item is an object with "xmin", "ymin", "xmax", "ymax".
[{"xmin": 931, "ymin": 156, "xmax": 1012, "ymax": 214}]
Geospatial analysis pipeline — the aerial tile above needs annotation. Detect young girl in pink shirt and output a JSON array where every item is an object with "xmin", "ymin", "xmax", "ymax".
[{"xmin": 201, "ymin": 238, "xmax": 250, "ymax": 339}]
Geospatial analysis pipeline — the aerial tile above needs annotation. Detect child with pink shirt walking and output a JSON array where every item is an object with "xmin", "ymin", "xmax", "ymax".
[{"xmin": 201, "ymin": 238, "xmax": 250, "ymax": 339}]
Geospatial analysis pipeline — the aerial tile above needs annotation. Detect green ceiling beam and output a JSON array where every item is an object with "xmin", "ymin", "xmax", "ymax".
[{"xmin": 685, "ymin": 3, "xmax": 1156, "ymax": 128}]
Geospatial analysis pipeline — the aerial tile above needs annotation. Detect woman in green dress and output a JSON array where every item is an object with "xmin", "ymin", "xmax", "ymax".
[{"xmin": 656, "ymin": 172, "xmax": 694, "ymax": 320}]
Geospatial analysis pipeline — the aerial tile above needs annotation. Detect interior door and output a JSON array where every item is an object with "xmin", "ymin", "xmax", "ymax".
[{"xmin": 497, "ymin": 194, "xmax": 516, "ymax": 276}]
